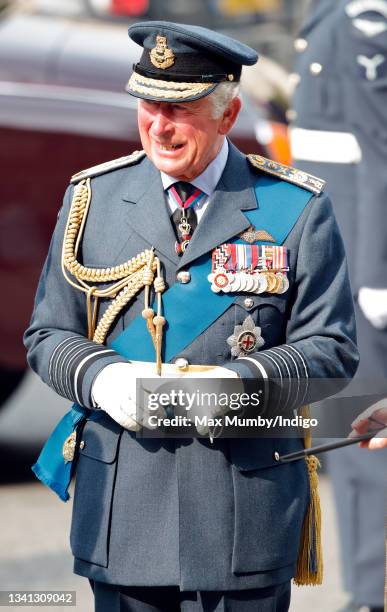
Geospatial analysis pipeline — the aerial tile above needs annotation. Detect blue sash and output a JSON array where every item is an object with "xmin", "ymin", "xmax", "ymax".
[{"xmin": 32, "ymin": 175, "xmax": 312, "ymax": 501}]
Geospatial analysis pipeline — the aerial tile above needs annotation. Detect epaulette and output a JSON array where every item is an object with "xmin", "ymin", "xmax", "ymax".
[
  {"xmin": 70, "ymin": 150, "xmax": 146, "ymax": 184},
  {"xmin": 247, "ymin": 154, "xmax": 325, "ymax": 195}
]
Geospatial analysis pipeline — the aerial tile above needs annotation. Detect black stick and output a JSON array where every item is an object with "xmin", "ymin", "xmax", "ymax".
[{"xmin": 276, "ymin": 429, "xmax": 384, "ymax": 463}]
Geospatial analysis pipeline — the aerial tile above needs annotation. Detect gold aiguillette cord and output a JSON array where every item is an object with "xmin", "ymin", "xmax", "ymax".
[{"xmin": 61, "ymin": 178, "xmax": 166, "ymax": 371}]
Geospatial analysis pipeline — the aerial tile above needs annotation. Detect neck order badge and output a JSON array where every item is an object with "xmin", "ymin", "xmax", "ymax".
[{"xmin": 169, "ymin": 182, "xmax": 205, "ymax": 255}]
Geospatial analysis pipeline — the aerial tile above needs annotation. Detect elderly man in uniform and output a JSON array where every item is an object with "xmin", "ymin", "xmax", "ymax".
[
  {"xmin": 24, "ymin": 21, "xmax": 358, "ymax": 612},
  {"xmin": 289, "ymin": 2, "xmax": 387, "ymax": 610}
]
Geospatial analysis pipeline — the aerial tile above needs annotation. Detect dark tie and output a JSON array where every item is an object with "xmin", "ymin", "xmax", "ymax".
[{"xmin": 168, "ymin": 181, "xmax": 203, "ymax": 255}]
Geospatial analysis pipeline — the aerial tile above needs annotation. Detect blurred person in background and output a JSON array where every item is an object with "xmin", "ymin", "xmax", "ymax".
[
  {"xmin": 351, "ymin": 400, "xmax": 387, "ymax": 450},
  {"xmin": 289, "ymin": 1, "xmax": 387, "ymax": 611}
]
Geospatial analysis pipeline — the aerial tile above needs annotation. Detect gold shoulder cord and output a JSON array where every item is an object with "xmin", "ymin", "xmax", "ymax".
[{"xmin": 61, "ymin": 178, "xmax": 166, "ymax": 374}]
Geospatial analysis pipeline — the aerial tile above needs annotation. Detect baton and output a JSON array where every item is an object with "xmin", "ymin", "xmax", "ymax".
[{"xmin": 275, "ymin": 427, "xmax": 385, "ymax": 463}]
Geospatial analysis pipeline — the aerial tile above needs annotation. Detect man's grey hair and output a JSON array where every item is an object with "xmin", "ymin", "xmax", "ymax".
[{"xmin": 209, "ymin": 82, "xmax": 240, "ymax": 119}]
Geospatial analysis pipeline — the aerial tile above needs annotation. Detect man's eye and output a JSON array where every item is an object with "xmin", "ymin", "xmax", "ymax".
[{"xmin": 143, "ymin": 100, "xmax": 159, "ymax": 110}]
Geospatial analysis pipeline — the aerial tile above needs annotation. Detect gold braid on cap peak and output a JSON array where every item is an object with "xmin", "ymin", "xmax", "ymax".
[
  {"xmin": 61, "ymin": 178, "xmax": 165, "ymax": 373},
  {"xmin": 128, "ymin": 71, "xmax": 214, "ymax": 99}
]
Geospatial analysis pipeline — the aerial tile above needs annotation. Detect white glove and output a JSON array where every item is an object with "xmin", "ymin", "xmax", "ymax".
[
  {"xmin": 182, "ymin": 366, "xmax": 241, "ymax": 436},
  {"xmin": 91, "ymin": 361, "xmax": 184, "ymax": 431},
  {"xmin": 183, "ymin": 366, "xmax": 239, "ymax": 380},
  {"xmin": 358, "ymin": 287, "xmax": 387, "ymax": 329}
]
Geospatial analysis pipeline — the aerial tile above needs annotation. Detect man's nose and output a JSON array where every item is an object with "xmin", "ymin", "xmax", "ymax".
[{"xmin": 151, "ymin": 111, "xmax": 173, "ymax": 137}]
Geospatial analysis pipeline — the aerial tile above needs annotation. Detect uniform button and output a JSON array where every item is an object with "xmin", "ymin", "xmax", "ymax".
[
  {"xmin": 288, "ymin": 72, "xmax": 301, "ymax": 88},
  {"xmin": 79, "ymin": 441, "xmax": 85, "ymax": 450},
  {"xmin": 174, "ymin": 357, "xmax": 189, "ymax": 370},
  {"xmin": 286, "ymin": 108, "xmax": 298, "ymax": 122},
  {"xmin": 294, "ymin": 38, "xmax": 308, "ymax": 52},
  {"xmin": 310, "ymin": 62, "xmax": 323, "ymax": 75},
  {"xmin": 176, "ymin": 270, "xmax": 191, "ymax": 284},
  {"xmin": 244, "ymin": 298, "xmax": 254, "ymax": 309},
  {"xmin": 273, "ymin": 451, "xmax": 280, "ymax": 462}
]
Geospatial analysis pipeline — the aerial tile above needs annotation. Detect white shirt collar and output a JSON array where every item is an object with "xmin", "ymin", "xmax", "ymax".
[{"xmin": 160, "ymin": 138, "xmax": 229, "ymax": 195}]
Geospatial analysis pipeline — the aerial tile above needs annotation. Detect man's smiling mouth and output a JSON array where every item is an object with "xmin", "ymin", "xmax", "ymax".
[{"xmin": 156, "ymin": 143, "xmax": 184, "ymax": 150}]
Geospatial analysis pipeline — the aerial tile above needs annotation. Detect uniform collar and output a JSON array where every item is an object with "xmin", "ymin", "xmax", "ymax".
[
  {"xmin": 121, "ymin": 140, "xmax": 256, "ymax": 269},
  {"xmin": 160, "ymin": 138, "xmax": 229, "ymax": 195}
]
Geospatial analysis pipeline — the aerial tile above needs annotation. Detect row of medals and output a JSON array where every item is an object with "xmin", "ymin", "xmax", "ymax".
[
  {"xmin": 176, "ymin": 215, "xmax": 289, "ymax": 295},
  {"xmin": 209, "ymin": 268, "xmax": 289, "ymax": 294}
]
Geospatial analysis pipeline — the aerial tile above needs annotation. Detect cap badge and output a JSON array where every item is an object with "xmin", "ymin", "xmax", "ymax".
[{"xmin": 150, "ymin": 35, "xmax": 175, "ymax": 70}]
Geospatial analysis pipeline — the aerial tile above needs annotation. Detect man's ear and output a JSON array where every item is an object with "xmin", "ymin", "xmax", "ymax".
[{"xmin": 219, "ymin": 96, "xmax": 242, "ymax": 135}]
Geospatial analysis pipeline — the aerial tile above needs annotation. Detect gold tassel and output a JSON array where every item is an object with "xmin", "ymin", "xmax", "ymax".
[
  {"xmin": 294, "ymin": 406, "xmax": 323, "ymax": 586},
  {"xmin": 153, "ymin": 259, "xmax": 166, "ymax": 376}
]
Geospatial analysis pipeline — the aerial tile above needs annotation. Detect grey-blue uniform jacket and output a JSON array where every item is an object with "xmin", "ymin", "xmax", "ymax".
[{"xmin": 24, "ymin": 142, "xmax": 358, "ymax": 591}]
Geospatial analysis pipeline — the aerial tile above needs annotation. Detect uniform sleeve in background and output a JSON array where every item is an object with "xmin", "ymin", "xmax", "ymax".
[{"xmin": 342, "ymin": 6, "xmax": 387, "ymax": 289}]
